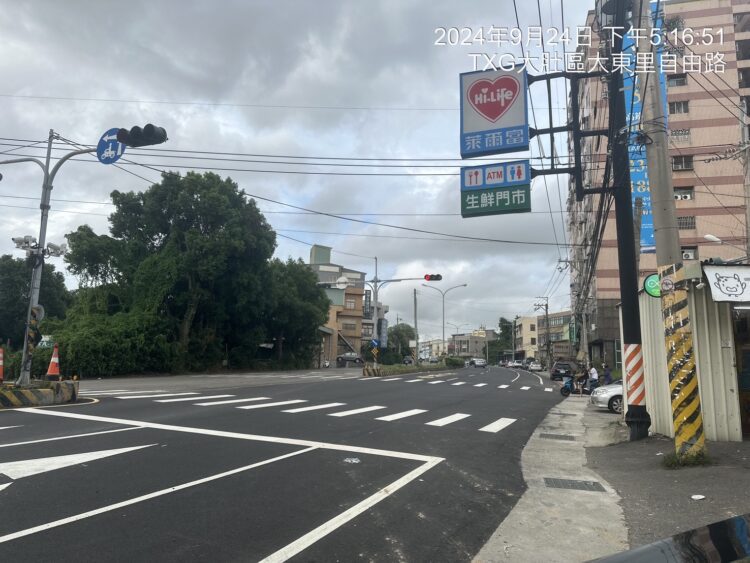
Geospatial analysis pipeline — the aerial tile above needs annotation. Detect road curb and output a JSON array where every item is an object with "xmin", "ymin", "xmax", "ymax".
[
  {"xmin": 0, "ymin": 381, "xmax": 78, "ymax": 409},
  {"xmin": 473, "ymin": 397, "xmax": 628, "ymax": 562}
]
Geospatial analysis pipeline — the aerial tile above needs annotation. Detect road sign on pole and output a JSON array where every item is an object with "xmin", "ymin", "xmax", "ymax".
[
  {"xmin": 371, "ymin": 339, "xmax": 380, "ymax": 348},
  {"xmin": 460, "ymin": 160, "xmax": 531, "ymax": 218},
  {"xmin": 97, "ymin": 128, "xmax": 127, "ymax": 165},
  {"xmin": 460, "ymin": 68, "xmax": 529, "ymax": 158}
]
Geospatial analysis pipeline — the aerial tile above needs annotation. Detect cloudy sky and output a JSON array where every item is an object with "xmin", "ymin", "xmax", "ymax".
[{"xmin": 0, "ymin": 0, "xmax": 593, "ymax": 342}]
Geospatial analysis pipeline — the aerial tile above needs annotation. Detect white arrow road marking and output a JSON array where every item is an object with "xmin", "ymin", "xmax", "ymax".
[{"xmin": 0, "ymin": 444, "xmax": 155, "ymax": 480}]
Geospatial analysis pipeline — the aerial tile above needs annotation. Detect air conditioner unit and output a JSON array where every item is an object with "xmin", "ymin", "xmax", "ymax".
[{"xmin": 682, "ymin": 249, "xmax": 696, "ymax": 260}]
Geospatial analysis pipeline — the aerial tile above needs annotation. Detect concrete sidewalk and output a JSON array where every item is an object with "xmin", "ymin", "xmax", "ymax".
[{"xmin": 474, "ymin": 396, "xmax": 628, "ymax": 562}]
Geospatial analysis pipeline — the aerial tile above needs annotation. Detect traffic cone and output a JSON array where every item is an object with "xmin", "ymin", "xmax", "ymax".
[
  {"xmin": 0, "ymin": 347, "xmax": 4, "ymax": 384},
  {"xmin": 46, "ymin": 344, "xmax": 61, "ymax": 381}
]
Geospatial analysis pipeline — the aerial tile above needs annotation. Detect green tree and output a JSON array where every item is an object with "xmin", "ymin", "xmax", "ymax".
[
  {"xmin": 263, "ymin": 258, "xmax": 330, "ymax": 366},
  {"xmin": 0, "ymin": 255, "xmax": 71, "ymax": 349},
  {"xmin": 487, "ymin": 317, "xmax": 514, "ymax": 363},
  {"xmin": 63, "ymin": 172, "xmax": 279, "ymax": 372}
]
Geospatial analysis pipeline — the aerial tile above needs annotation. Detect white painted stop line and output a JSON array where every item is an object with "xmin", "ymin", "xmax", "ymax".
[{"xmin": 116, "ymin": 393, "xmax": 198, "ymax": 400}]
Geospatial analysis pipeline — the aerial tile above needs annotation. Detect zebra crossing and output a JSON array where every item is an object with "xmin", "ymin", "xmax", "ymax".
[{"xmin": 77, "ymin": 390, "xmax": 519, "ymax": 434}]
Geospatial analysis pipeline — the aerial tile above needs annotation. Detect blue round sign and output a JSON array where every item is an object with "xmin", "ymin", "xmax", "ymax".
[{"xmin": 97, "ymin": 128, "xmax": 126, "ymax": 165}]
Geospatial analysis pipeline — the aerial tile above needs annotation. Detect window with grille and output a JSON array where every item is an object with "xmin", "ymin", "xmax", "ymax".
[
  {"xmin": 342, "ymin": 323, "xmax": 356, "ymax": 331},
  {"xmin": 677, "ymin": 216, "xmax": 696, "ymax": 230},
  {"xmin": 672, "ymin": 155, "xmax": 693, "ymax": 170},
  {"xmin": 667, "ymin": 73, "xmax": 687, "ymax": 87},
  {"xmin": 669, "ymin": 101, "xmax": 689, "ymax": 114},
  {"xmin": 345, "ymin": 298, "xmax": 356, "ymax": 310}
]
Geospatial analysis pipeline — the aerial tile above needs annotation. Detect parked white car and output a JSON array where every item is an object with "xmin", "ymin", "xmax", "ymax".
[
  {"xmin": 473, "ymin": 358, "xmax": 487, "ymax": 368},
  {"xmin": 528, "ymin": 361, "xmax": 543, "ymax": 372}
]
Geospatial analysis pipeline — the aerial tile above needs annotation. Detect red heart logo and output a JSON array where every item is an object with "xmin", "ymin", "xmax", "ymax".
[{"xmin": 467, "ymin": 76, "xmax": 521, "ymax": 122}]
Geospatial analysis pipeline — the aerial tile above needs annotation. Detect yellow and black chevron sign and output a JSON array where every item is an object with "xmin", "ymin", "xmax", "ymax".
[{"xmin": 659, "ymin": 263, "xmax": 706, "ymax": 457}]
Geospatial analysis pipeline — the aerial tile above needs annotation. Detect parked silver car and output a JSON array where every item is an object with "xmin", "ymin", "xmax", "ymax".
[{"xmin": 589, "ymin": 381, "xmax": 623, "ymax": 414}]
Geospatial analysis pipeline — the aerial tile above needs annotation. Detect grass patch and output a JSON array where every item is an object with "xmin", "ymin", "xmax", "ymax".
[{"xmin": 661, "ymin": 450, "xmax": 712, "ymax": 469}]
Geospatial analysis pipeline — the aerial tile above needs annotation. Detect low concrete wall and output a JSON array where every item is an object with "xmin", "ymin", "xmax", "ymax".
[{"xmin": 0, "ymin": 381, "xmax": 78, "ymax": 409}]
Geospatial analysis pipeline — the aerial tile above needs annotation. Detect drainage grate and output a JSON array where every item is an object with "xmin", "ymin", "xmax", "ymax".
[
  {"xmin": 539, "ymin": 433, "xmax": 576, "ymax": 441},
  {"xmin": 544, "ymin": 478, "xmax": 606, "ymax": 492}
]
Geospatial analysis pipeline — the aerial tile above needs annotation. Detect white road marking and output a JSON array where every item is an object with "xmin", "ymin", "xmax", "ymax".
[
  {"xmin": 0, "ymin": 484, "xmax": 10, "ymax": 492},
  {"xmin": 155, "ymin": 394, "xmax": 234, "ymax": 403},
  {"xmin": 0, "ymin": 444, "xmax": 155, "ymax": 480},
  {"xmin": 451, "ymin": 382, "xmax": 467, "ymax": 386},
  {"xmin": 381, "ymin": 377, "xmax": 402, "ymax": 381},
  {"xmin": 498, "ymin": 385, "xmax": 510, "ymax": 389},
  {"xmin": 545, "ymin": 388, "xmax": 553, "ymax": 392},
  {"xmin": 520, "ymin": 386, "xmax": 531, "ymax": 391},
  {"xmin": 80, "ymin": 390, "xmax": 164, "ymax": 396},
  {"xmin": 237, "ymin": 400, "xmax": 307, "ymax": 410},
  {"xmin": 425, "ymin": 413, "xmax": 471, "ymax": 427},
  {"xmin": 282, "ymin": 403, "xmax": 346, "ymax": 413},
  {"xmin": 328, "ymin": 406, "xmax": 386, "ymax": 417},
  {"xmin": 261, "ymin": 457, "xmax": 442, "ymax": 563},
  {"xmin": 474, "ymin": 383, "xmax": 488, "ymax": 387},
  {"xmin": 194, "ymin": 397, "xmax": 270, "ymax": 406},
  {"xmin": 479, "ymin": 417, "xmax": 516, "ymax": 433},
  {"xmin": 375, "ymin": 409, "xmax": 427, "ymax": 422},
  {"xmin": 0, "ymin": 447, "xmax": 315, "ymax": 545},
  {"xmin": 116, "ymin": 393, "xmax": 199, "ymax": 400},
  {"xmin": 532, "ymin": 373, "xmax": 543, "ymax": 385},
  {"xmin": 0, "ymin": 426, "xmax": 22, "ymax": 431},
  {"xmin": 405, "ymin": 379, "xmax": 422, "ymax": 383},
  {"xmin": 511, "ymin": 372, "xmax": 521, "ymax": 383},
  {"xmin": 428, "ymin": 381, "xmax": 445, "ymax": 385},
  {"xmin": 469, "ymin": 374, "xmax": 476, "ymax": 377},
  {"xmin": 446, "ymin": 378, "xmax": 459, "ymax": 382},
  {"xmin": 0, "ymin": 427, "xmax": 140, "ymax": 449}
]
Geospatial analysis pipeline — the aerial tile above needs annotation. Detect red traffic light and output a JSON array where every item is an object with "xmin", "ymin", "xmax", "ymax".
[
  {"xmin": 116, "ymin": 123, "xmax": 168, "ymax": 147},
  {"xmin": 424, "ymin": 274, "xmax": 443, "ymax": 281}
]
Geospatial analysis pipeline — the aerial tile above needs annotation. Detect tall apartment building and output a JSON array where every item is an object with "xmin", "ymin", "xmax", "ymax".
[
  {"xmin": 568, "ymin": 0, "xmax": 748, "ymax": 367},
  {"xmin": 537, "ymin": 310, "xmax": 574, "ymax": 366}
]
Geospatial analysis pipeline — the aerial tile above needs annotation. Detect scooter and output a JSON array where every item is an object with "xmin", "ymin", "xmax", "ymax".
[{"xmin": 560, "ymin": 375, "xmax": 600, "ymax": 397}]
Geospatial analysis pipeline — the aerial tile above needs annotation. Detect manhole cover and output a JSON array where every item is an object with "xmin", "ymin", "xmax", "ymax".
[
  {"xmin": 544, "ymin": 478, "xmax": 606, "ymax": 492},
  {"xmin": 540, "ymin": 433, "xmax": 575, "ymax": 441}
]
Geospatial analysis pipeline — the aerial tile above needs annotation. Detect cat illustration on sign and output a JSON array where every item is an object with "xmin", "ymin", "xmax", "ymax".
[{"xmin": 714, "ymin": 273, "xmax": 747, "ymax": 297}]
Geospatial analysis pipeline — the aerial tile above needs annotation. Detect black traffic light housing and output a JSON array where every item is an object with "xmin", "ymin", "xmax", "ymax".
[
  {"xmin": 424, "ymin": 274, "xmax": 443, "ymax": 281},
  {"xmin": 116, "ymin": 124, "xmax": 168, "ymax": 147}
]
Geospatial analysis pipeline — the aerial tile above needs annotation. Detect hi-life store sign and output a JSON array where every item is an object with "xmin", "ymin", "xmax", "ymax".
[{"xmin": 459, "ymin": 67, "xmax": 531, "ymax": 218}]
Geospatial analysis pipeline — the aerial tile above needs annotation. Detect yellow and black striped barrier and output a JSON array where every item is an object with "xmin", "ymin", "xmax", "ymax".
[
  {"xmin": 0, "ymin": 381, "xmax": 78, "ymax": 409},
  {"xmin": 659, "ymin": 263, "xmax": 706, "ymax": 458}
]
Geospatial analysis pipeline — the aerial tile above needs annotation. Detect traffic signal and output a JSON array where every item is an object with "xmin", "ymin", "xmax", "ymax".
[
  {"xmin": 116, "ymin": 124, "xmax": 168, "ymax": 147},
  {"xmin": 424, "ymin": 274, "xmax": 443, "ymax": 281}
]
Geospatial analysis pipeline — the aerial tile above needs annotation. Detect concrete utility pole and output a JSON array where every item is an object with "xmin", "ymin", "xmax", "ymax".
[
  {"xmin": 609, "ymin": 0, "xmax": 651, "ymax": 440},
  {"xmin": 534, "ymin": 297, "xmax": 550, "ymax": 366},
  {"xmin": 413, "ymin": 289, "xmax": 419, "ymax": 364},
  {"xmin": 633, "ymin": 0, "xmax": 705, "ymax": 456},
  {"xmin": 512, "ymin": 315, "xmax": 519, "ymax": 362},
  {"xmin": 634, "ymin": 197, "xmax": 643, "ymax": 275}
]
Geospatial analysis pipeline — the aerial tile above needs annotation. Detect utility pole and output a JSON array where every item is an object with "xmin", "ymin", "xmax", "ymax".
[
  {"xmin": 634, "ymin": 197, "xmax": 643, "ymax": 275},
  {"xmin": 512, "ymin": 315, "xmax": 519, "ymax": 362},
  {"xmin": 610, "ymin": 0, "xmax": 651, "ymax": 440},
  {"xmin": 534, "ymin": 297, "xmax": 550, "ymax": 366},
  {"xmin": 633, "ymin": 0, "xmax": 704, "ymax": 455},
  {"xmin": 581, "ymin": 310, "xmax": 590, "ymax": 369},
  {"xmin": 413, "ymin": 289, "xmax": 419, "ymax": 364}
]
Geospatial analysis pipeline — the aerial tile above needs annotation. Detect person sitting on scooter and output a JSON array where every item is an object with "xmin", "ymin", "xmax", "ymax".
[
  {"xmin": 588, "ymin": 364, "xmax": 599, "ymax": 391},
  {"xmin": 575, "ymin": 366, "xmax": 588, "ymax": 394}
]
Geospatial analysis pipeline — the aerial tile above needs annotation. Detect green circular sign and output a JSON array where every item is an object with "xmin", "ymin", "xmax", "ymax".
[{"xmin": 644, "ymin": 273, "xmax": 661, "ymax": 298}]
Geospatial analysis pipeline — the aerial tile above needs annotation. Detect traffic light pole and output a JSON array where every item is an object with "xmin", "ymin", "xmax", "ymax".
[
  {"xmin": 609, "ymin": 0, "xmax": 651, "ymax": 440},
  {"xmin": 0, "ymin": 130, "xmax": 97, "ymax": 387}
]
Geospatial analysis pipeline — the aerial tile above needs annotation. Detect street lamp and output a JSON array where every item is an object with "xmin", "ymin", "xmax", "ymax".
[
  {"xmin": 422, "ymin": 283, "xmax": 468, "ymax": 356},
  {"xmin": 704, "ymin": 233, "xmax": 746, "ymax": 252}
]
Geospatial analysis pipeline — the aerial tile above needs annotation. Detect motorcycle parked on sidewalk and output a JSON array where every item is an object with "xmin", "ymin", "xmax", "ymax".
[{"xmin": 560, "ymin": 375, "xmax": 600, "ymax": 397}]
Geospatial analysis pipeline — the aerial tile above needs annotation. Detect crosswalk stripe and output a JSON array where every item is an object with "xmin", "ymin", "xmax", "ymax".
[
  {"xmin": 474, "ymin": 383, "xmax": 488, "ymax": 387},
  {"xmin": 451, "ymin": 382, "xmax": 466, "ymax": 386},
  {"xmin": 428, "ymin": 380, "xmax": 445, "ymax": 385},
  {"xmin": 328, "ymin": 406, "xmax": 386, "ymax": 417},
  {"xmin": 446, "ymin": 378, "xmax": 458, "ymax": 382},
  {"xmin": 375, "ymin": 409, "xmax": 427, "ymax": 422},
  {"xmin": 195, "ymin": 397, "xmax": 270, "ymax": 406},
  {"xmin": 498, "ymin": 385, "xmax": 509, "ymax": 389},
  {"xmin": 381, "ymin": 377, "xmax": 402, "ymax": 381},
  {"xmin": 520, "ymin": 386, "xmax": 530, "ymax": 391},
  {"xmin": 237, "ymin": 400, "xmax": 307, "ymax": 410},
  {"xmin": 155, "ymin": 395, "xmax": 234, "ymax": 403},
  {"xmin": 479, "ymin": 417, "xmax": 516, "ymax": 433},
  {"xmin": 116, "ymin": 393, "xmax": 199, "ymax": 400},
  {"xmin": 544, "ymin": 388, "xmax": 553, "ymax": 392},
  {"xmin": 282, "ymin": 402, "xmax": 346, "ymax": 413},
  {"xmin": 405, "ymin": 379, "xmax": 422, "ymax": 383},
  {"xmin": 426, "ymin": 413, "xmax": 471, "ymax": 427}
]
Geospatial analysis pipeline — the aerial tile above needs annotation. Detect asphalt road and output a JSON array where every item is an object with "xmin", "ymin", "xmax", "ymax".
[{"xmin": 0, "ymin": 365, "xmax": 561, "ymax": 562}]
